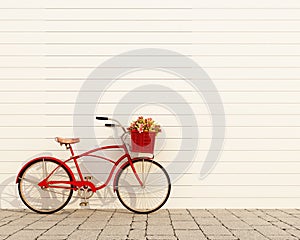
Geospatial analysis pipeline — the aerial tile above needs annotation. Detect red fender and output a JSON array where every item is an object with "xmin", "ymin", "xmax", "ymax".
[
  {"xmin": 16, "ymin": 156, "xmax": 76, "ymax": 184},
  {"xmin": 113, "ymin": 157, "xmax": 153, "ymax": 192}
]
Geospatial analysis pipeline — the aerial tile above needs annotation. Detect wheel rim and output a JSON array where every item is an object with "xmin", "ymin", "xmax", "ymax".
[
  {"xmin": 19, "ymin": 160, "xmax": 72, "ymax": 213},
  {"xmin": 117, "ymin": 160, "xmax": 170, "ymax": 213}
]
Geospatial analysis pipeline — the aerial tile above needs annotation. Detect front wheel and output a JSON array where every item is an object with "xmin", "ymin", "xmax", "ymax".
[
  {"xmin": 18, "ymin": 159, "xmax": 73, "ymax": 214},
  {"xmin": 116, "ymin": 159, "xmax": 171, "ymax": 214}
]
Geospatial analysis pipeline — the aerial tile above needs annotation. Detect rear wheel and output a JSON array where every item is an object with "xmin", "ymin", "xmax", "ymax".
[
  {"xmin": 18, "ymin": 159, "xmax": 73, "ymax": 214},
  {"xmin": 116, "ymin": 159, "xmax": 171, "ymax": 214}
]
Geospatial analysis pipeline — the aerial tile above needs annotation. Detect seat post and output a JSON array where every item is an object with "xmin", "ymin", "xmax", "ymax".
[{"xmin": 68, "ymin": 144, "xmax": 75, "ymax": 156}]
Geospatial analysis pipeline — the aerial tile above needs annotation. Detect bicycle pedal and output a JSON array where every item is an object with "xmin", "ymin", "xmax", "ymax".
[
  {"xmin": 79, "ymin": 202, "xmax": 89, "ymax": 207},
  {"xmin": 84, "ymin": 176, "xmax": 92, "ymax": 181}
]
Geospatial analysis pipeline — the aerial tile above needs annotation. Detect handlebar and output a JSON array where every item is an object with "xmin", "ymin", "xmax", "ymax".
[
  {"xmin": 105, "ymin": 123, "xmax": 115, "ymax": 127},
  {"xmin": 96, "ymin": 116, "xmax": 109, "ymax": 120},
  {"xmin": 96, "ymin": 116, "xmax": 126, "ymax": 133}
]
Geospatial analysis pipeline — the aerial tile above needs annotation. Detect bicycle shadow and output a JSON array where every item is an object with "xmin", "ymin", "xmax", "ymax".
[
  {"xmin": 0, "ymin": 146, "xmax": 120, "ymax": 210},
  {"xmin": 0, "ymin": 152, "xmax": 53, "ymax": 209},
  {"xmin": 72, "ymin": 136, "xmax": 128, "ymax": 208}
]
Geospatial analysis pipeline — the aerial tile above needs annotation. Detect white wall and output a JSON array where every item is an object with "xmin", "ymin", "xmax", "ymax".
[{"xmin": 1, "ymin": 0, "xmax": 300, "ymax": 209}]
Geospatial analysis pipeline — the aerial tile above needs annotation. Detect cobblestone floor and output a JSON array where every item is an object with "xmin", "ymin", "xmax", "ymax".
[{"xmin": 0, "ymin": 209, "xmax": 300, "ymax": 239}]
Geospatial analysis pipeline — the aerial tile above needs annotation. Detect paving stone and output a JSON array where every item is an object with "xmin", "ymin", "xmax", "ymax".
[
  {"xmin": 113, "ymin": 210, "xmax": 134, "ymax": 218},
  {"xmin": 286, "ymin": 229, "xmax": 300, "ymax": 238},
  {"xmin": 282, "ymin": 209, "xmax": 300, "ymax": 215},
  {"xmin": 255, "ymin": 225, "xmax": 290, "ymax": 236},
  {"xmin": 172, "ymin": 220, "xmax": 199, "ymax": 230},
  {"xmin": 242, "ymin": 217, "xmax": 272, "ymax": 226},
  {"xmin": 232, "ymin": 230, "xmax": 268, "ymax": 240},
  {"xmin": 79, "ymin": 220, "xmax": 107, "ymax": 230},
  {"xmin": 38, "ymin": 236, "xmax": 68, "ymax": 240},
  {"xmin": 0, "ymin": 225, "xmax": 23, "ymax": 236},
  {"xmin": 215, "ymin": 215, "xmax": 241, "ymax": 222},
  {"xmin": 168, "ymin": 209, "xmax": 189, "ymax": 215},
  {"xmin": 201, "ymin": 225, "xmax": 233, "ymax": 236},
  {"xmin": 280, "ymin": 217, "xmax": 300, "ymax": 226},
  {"xmin": 146, "ymin": 236, "xmax": 176, "ymax": 240},
  {"xmin": 133, "ymin": 215, "xmax": 147, "ymax": 221},
  {"xmin": 147, "ymin": 225, "xmax": 174, "ymax": 235},
  {"xmin": 189, "ymin": 209, "xmax": 214, "ymax": 218},
  {"xmin": 41, "ymin": 214, "xmax": 69, "ymax": 222},
  {"xmin": 268, "ymin": 237, "xmax": 298, "ymax": 240},
  {"xmin": 25, "ymin": 221, "xmax": 57, "ymax": 230},
  {"xmin": 175, "ymin": 229, "xmax": 206, "ymax": 240},
  {"xmin": 148, "ymin": 209, "xmax": 169, "ymax": 217},
  {"xmin": 97, "ymin": 236, "xmax": 128, "ymax": 240},
  {"xmin": 129, "ymin": 229, "xmax": 145, "ymax": 239},
  {"xmin": 107, "ymin": 218, "xmax": 132, "ymax": 226},
  {"xmin": 194, "ymin": 217, "xmax": 222, "ymax": 226},
  {"xmin": 272, "ymin": 220, "xmax": 296, "ymax": 230},
  {"xmin": 132, "ymin": 221, "xmax": 147, "ymax": 229},
  {"xmin": 68, "ymin": 210, "xmax": 94, "ymax": 218},
  {"xmin": 67, "ymin": 230, "xmax": 100, "ymax": 240},
  {"xmin": 0, "ymin": 211, "xmax": 15, "ymax": 220},
  {"xmin": 90, "ymin": 212, "xmax": 113, "ymax": 220},
  {"xmin": 209, "ymin": 209, "xmax": 232, "ymax": 215},
  {"xmin": 0, "ymin": 222, "xmax": 8, "ymax": 228},
  {"xmin": 249, "ymin": 209, "xmax": 266, "ymax": 216},
  {"xmin": 169, "ymin": 214, "xmax": 193, "ymax": 221},
  {"xmin": 208, "ymin": 236, "xmax": 238, "ymax": 240},
  {"xmin": 148, "ymin": 217, "xmax": 171, "ymax": 225},
  {"xmin": 263, "ymin": 210, "xmax": 292, "ymax": 219},
  {"xmin": 6, "ymin": 230, "xmax": 44, "ymax": 240},
  {"xmin": 5, "ymin": 217, "xmax": 37, "ymax": 228},
  {"xmin": 258, "ymin": 214, "xmax": 280, "ymax": 222},
  {"xmin": 222, "ymin": 221, "xmax": 252, "ymax": 230},
  {"xmin": 101, "ymin": 225, "xmax": 130, "ymax": 236},
  {"xmin": 43, "ymin": 225, "xmax": 77, "ymax": 235},
  {"xmin": 59, "ymin": 217, "xmax": 87, "ymax": 225},
  {"xmin": 229, "ymin": 210, "xmax": 257, "ymax": 218}
]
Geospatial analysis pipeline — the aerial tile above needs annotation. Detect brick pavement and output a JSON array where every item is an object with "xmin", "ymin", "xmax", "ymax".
[{"xmin": 0, "ymin": 209, "xmax": 300, "ymax": 239}]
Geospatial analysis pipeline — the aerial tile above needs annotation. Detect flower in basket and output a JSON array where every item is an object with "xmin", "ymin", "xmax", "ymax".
[
  {"xmin": 127, "ymin": 116, "xmax": 161, "ymax": 153},
  {"xmin": 127, "ymin": 116, "xmax": 161, "ymax": 134}
]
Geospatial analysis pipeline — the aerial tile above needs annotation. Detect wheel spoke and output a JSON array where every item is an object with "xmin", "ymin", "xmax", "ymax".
[
  {"xmin": 18, "ymin": 159, "xmax": 73, "ymax": 214},
  {"xmin": 116, "ymin": 159, "xmax": 170, "ymax": 214},
  {"xmin": 19, "ymin": 177, "xmax": 39, "ymax": 185}
]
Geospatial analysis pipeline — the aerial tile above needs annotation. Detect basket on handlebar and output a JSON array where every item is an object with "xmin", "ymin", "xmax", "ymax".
[
  {"xmin": 128, "ymin": 116, "xmax": 161, "ymax": 154},
  {"xmin": 130, "ymin": 130, "xmax": 156, "ymax": 154}
]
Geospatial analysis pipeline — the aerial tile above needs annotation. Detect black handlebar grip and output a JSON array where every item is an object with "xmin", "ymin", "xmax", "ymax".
[
  {"xmin": 96, "ymin": 117, "xmax": 108, "ymax": 120},
  {"xmin": 105, "ymin": 124, "xmax": 115, "ymax": 127}
]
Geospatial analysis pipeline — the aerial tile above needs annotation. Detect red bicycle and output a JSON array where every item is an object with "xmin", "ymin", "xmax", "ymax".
[{"xmin": 16, "ymin": 117, "xmax": 171, "ymax": 214}]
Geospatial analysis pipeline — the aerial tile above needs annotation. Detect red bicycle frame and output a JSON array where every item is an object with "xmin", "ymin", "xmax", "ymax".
[{"xmin": 36, "ymin": 141, "xmax": 145, "ymax": 193}]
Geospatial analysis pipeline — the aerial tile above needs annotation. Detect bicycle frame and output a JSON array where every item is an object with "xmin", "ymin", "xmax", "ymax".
[{"xmin": 36, "ymin": 141, "xmax": 147, "ymax": 193}]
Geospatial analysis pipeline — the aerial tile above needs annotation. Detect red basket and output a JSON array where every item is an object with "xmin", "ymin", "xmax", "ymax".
[{"xmin": 130, "ymin": 130, "xmax": 156, "ymax": 153}]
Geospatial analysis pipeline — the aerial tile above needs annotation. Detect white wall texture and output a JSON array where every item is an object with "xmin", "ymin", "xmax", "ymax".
[{"xmin": 1, "ymin": 0, "xmax": 300, "ymax": 209}]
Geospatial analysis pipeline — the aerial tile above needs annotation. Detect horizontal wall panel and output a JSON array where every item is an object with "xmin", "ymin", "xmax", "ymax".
[
  {"xmin": 4, "ymin": 125, "xmax": 300, "ymax": 139},
  {"xmin": 2, "ymin": 32, "xmax": 300, "ymax": 45},
  {"xmin": 4, "ymin": 103, "xmax": 300, "ymax": 115},
  {"xmin": 3, "ymin": 79, "xmax": 300, "ymax": 91},
  {"xmin": 2, "ymin": 55, "xmax": 300, "ymax": 67},
  {"xmin": 4, "ymin": 150, "xmax": 300, "ymax": 163},
  {"xmin": 4, "ymin": 9, "xmax": 300, "ymax": 21},
  {"xmin": 2, "ymin": 67, "xmax": 300, "ymax": 79},
  {"xmin": 5, "ymin": 91, "xmax": 300, "ymax": 104},
  {"xmin": 4, "ymin": 161, "xmax": 300, "ymax": 174},
  {"xmin": 1, "ymin": 138, "xmax": 300, "ymax": 151},
  {"xmin": 3, "ymin": 114, "xmax": 300, "ymax": 127}
]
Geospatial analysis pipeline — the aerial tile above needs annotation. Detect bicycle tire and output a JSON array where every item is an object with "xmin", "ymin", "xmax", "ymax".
[
  {"xmin": 18, "ymin": 159, "xmax": 73, "ymax": 214},
  {"xmin": 116, "ymin": 158, "xmax": 171, "ymax": 214}
]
